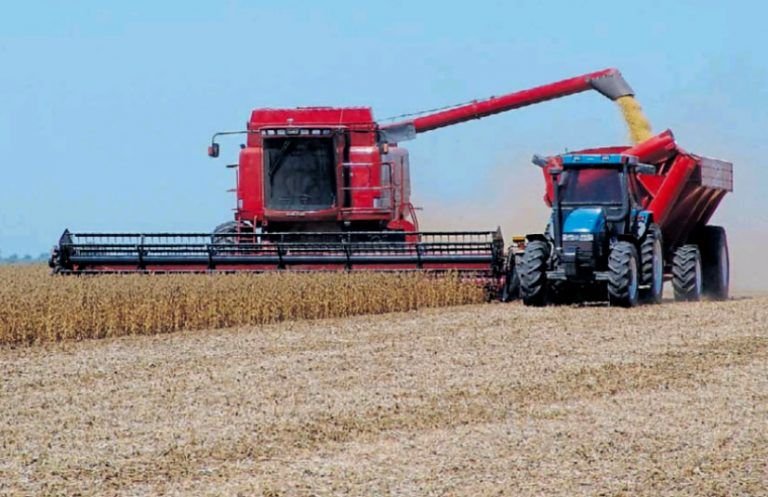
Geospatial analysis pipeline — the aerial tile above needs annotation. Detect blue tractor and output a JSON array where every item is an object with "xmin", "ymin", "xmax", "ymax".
[{"xmin": 519, "ymin": 153, "xmax": 663, "ymax": 307}]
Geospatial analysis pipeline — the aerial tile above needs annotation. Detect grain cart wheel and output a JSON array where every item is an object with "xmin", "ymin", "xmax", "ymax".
[
  {"xmin": 607, "ymin": 241, "xmax": 640, "ymax": 307},
  {"xmin": 698, "ymin": 226, "xmax": 729, "ymax": 300},
  {"xmin": 519, "ymin": 240, "xmax": 550, "ymax": 307},
  {"xmin": 500, "ymin": 251, "xmax": 520, "ymax": 302},
  {"xmin": 672, "ymin": 245, "xmax": 703, "ymax": 301},
  {"xmin": 639, "ymin": 224, "xmax": 663, "ymax": 304}
]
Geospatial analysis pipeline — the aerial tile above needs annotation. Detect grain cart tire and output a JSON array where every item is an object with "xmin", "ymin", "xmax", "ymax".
[
  {"xmin": 672, "ymin": 245, "xmax": 703, "ymax": 301},
  {"xmin": 500, "ymin": 251, "xmax": 520, "ymax": 302},
  {"xmin": 697, "ymin": 226, "xmax": 729, "ymax": 300},
  {"xmin": 639, "ymin": 224, "xmax": 664, "ymax": 304},
  {"xmin": 607, "ymin": 241, "xmax": 640, "ymax": 307},
  {"xmin": 519, "ymin": 240, "xmax": 550, "ymax": 307}
]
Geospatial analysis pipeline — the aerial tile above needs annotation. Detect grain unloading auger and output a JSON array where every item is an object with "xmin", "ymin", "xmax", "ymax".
[{"xmin": 50, "ymin": 68, "xmax": 636, "ymax": 294}]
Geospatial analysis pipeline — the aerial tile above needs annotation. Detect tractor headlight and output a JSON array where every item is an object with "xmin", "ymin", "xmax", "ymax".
[{"xmin": 563, "ymin": 233, "xmax": 594, "ymax": 242}]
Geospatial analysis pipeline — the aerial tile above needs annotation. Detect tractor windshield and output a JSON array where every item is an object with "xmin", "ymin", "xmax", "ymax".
[{"xmin": 560, "ymin": 168, "xmax": 623, "ymax": 205}]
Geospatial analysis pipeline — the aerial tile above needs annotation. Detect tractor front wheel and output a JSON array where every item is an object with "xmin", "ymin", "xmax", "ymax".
[
  {"xmin": 639, "ymin": 224, "xmax": 664, "ymax": 304},
  {"xmin": 607, "ymin": 241, "xmax": 640, "ymax": 307},
  {"xmin": 672, "ymin": 245, "xmax": 703, "ymax": 301},
  {"xmin": 519, "ymin": 240, "xmax": 550, "ymax": 307}
]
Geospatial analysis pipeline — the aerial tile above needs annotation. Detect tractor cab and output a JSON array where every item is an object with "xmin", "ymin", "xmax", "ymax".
[
  {"xmin": 520, "ymin": 153, "xmax": 661, "ymax": 307},
  {"xmin": 553, "ymin": 154, "xmax": 654, "ymax": 245}
]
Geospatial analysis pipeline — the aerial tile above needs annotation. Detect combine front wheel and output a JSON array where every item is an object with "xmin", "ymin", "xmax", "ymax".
[
  {"xmin": 672, "ymin": 245, "xmax": 703, "ymax": 301},
  {"xmin": 607, "ymin": 241, "xmax": 640, "ymax": 307},
  {"xmin": 639, "ymin": 224, "xmax": 663, "ymax": 304},
  {"xmin": 212, "ymin": 221, "xmax": 240, "ymax": 244},
  {"xmin": 519, "ymin": 240, "xmax": 549, "ymax": 307}
]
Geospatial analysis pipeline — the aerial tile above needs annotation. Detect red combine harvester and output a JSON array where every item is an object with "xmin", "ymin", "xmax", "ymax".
[
  {"xmin": 50, "ymin": 68, "xmax": 636, "ymax": 295},
  {"xmin": 518, "ymin": 130, "xmax": 733, "ymax": 306}
]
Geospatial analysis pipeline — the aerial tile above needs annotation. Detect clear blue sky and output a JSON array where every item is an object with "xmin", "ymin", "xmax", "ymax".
[{"xmin": 2, "ymin": 1, "xmax": 767, "ymax": 280}]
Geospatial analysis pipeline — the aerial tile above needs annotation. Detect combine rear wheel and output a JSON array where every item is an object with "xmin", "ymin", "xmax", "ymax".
[
  {"xmin": 672, "ymin": 245, "xmax": 703, "ymax": 301},
  {"xmin": 519, "ymin": 240, "xmax": 550, "ymax": 307},
  {"xmin": 499, "ymin": 252, "xmax": 519, "ymax": 302},
  {"xmin": 639, "ymin": 224, "xmax": 663, "ymax": 304},
  {"xmin": 607, "ymin": 241, "xmax": 640, "ymax": 307},
  {"xmin": 697, "ymin": 226, "xmax": 729, "ymax": 300}
]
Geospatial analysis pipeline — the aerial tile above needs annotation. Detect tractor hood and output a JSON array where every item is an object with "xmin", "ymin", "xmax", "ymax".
[{"xmin": 563, "ymin": 207, "xmax": 606, "ymax": 234}]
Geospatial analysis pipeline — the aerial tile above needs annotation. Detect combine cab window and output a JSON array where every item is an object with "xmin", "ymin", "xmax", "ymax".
[
  {"xmin": 561, "ymin": 168, "xmax": 623, "ymax": 205},
  {"xmin": 264, "ymin": 137, "xmax": 336, "ymax": 211}
]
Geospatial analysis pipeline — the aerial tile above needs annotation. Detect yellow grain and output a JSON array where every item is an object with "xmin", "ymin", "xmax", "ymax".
[{"xmin": 616, "ymin": 95, "xmax": 653, "ymax": 144}]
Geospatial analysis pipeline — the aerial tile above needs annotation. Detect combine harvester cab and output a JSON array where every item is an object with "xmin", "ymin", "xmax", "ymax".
[
  {"xmin": 50, "ymin": 68, "xmax": 641, "ymax": 298},
  {"xmin": 520, "ymin": 130, "xmax": 733, "ymax": 307}
]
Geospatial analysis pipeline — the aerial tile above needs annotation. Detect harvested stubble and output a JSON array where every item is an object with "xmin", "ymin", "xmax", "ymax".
[
  {"xmin": 0, "ymin": 265, "xmax": 483, "ymax": 344},
  {"xmin": 1, "ymin": 294, "xmax": 766, "ymax": 496}
]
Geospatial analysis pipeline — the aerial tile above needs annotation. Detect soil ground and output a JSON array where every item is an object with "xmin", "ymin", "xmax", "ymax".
[{"xmin": 2, "ymin": 295, "xmax": 766, "ymax": 496}]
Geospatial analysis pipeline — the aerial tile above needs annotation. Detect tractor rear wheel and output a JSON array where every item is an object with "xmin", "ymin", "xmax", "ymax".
[
  {"xmin": 607, "ymin": 241, "xmax": 640, "ymax": 307},
  {"xmin": 519, "ymin": 240, "xmax": 550, "ymax": 307},
  {"xmin": 672, "ymin": 245, "xmax": 703, "ymax": 301},
  {"xmin": 500, "ymin": 251, "xmax": 520, "ymax": 302},
  {"xmin": 697, "ymin": 226, "xmax": 729, "ymax": 300},
  {"xmin": 639, "ymin": 224, "xmax": 663, "ymax": 304}
]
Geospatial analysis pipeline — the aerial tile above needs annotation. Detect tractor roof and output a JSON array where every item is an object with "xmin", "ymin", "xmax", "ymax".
[{"xmin": 561, "ymin": 153, "xmax": 638, "ymax": 168}]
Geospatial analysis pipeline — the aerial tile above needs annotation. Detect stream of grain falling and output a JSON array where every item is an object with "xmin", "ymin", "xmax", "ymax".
[{"xmin": 616, "ymin": 95, "xmax": 653, "ymax": 144}]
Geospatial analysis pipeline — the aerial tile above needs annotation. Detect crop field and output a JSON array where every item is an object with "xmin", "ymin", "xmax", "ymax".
[
  {"xmin": 0, "ymin": 265, "xmax": 484, "ymax": 344},
  {"xmin": 1, "ymin": 284, "xmax": 766, "ymax": 496}
]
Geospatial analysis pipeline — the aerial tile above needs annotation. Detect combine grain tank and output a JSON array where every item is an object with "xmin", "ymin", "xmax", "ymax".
[{"xmin": 519, "ymin": 130, "xmax": 732, "ymax": 306}]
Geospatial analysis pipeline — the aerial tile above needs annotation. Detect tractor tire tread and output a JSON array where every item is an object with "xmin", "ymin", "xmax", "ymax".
[
  {"xmin": 607, "ymin": 241, "xmax": 639, "ymax": 307},
  {"xmin": 519, "ymin": 240, "xmax": 549, "ymax": 307}
]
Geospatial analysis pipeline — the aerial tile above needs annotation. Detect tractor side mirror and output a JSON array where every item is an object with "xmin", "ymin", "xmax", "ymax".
[
  {"xmin": 531, "ymin": 154, "xmax": 549, "ymax": 168},
  {"xmin": 208, "ymin": 143, "xmax": 220, "ymax": 158}
]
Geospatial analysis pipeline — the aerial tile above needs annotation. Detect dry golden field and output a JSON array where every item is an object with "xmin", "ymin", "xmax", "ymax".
[
  {"xmin": 0, "ymin": 265, "xmax": 483, "ymax": 344},
  {"xmin": 1, "ymin": 291, "xmax": 766, "ymax": 496}
]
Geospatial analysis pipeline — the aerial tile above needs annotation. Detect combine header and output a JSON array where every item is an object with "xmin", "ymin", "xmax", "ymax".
[
  {"xmin": 520, "ymin": 130, "xmax": 733, "ymax": 306},
  {"xmin": 51, "ymin": 68, "xmax": 638, "ymax": 294}
]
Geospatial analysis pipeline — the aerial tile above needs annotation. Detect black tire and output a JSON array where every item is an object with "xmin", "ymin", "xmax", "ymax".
[
  {"xmin": 697, "ymin": 226, "xmax": 729, "ymax": 300},
  {"xmin": 500, "ymin": 252, "xmax": 520, "ymax": 302},
  {"xmin": 212, "ymin": 221, "xmax": 252, "ymax": 244},
  {"xmin": 547, "ymin": 279, "xmax": 571, "ymax": 305},
  {"xmin": 519, "ymin": 240, "xmax": 550, "ymax": 307},
  {"xmin": 607, "ymin": 241, "xmax": 640, "ymax": 307},
  {"xmin": 672, "ymin": 245, "xmax": 703, "ymax": 301},
  {"xmin": 639, "ymin": 224, "xmax": 664, "ymax": 304}
]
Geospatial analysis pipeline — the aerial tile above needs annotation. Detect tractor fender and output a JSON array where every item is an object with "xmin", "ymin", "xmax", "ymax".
[
  {"xmin": 525, "ymin": 234, "xmax": 549, "ymax": 243},
  {"xmin": 615, "ymin": 233, "xmax": 638, "ymax": 245}
]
